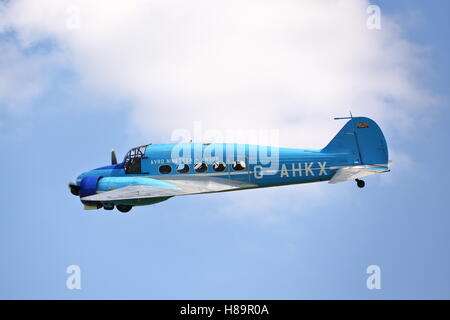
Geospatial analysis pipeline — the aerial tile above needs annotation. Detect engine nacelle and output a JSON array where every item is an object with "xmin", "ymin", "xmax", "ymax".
[
  {"xmin": 79, "ymin": 175, "xmax": 102, "ymax": 198},
  {"xmin": 78, "ymin": 176, "xmax": 173, "ymax": 209},
  {"xmin": 79, "ymin": 175, "xmax": 103, "ymax": 208}
]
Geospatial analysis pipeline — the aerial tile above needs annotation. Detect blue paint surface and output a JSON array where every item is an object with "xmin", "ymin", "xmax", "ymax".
[{"xmin": 74, "ymin": 117, "xmax": 388, "ymax": 205}]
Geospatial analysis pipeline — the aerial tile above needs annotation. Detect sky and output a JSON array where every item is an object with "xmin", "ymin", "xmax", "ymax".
[{"xmin": 0, "ymin": 0, "xmax": 449, "ymax": 299}]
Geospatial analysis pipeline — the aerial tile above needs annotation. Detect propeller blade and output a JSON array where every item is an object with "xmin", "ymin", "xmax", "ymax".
[
  {"xmin": 111, "ymin": 148, "xmax": 117, "ymax": 165},
  {"xmin": 68, "ymin": 182, "xmax": 80, "ymax": 196}
]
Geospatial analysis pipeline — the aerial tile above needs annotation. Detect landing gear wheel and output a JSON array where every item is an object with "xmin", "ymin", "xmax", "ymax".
[
  {"xmin": 356, "ymin": 179, "xmax": 365, "ymax": 188},
  {"xmin": 103, "ymin": 204, "xmax": 114, "ymax": 211},
  {"xmin": 117, "ymin": 205, "xmax": 132, "ymax": 213}
]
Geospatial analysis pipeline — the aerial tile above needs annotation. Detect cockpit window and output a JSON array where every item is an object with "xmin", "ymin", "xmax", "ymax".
[{"xmin": 124, "ymin": 144, "xmax": 150, "ymax": 174}]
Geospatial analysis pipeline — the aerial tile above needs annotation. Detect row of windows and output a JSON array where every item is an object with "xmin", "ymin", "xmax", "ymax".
[{"xmin": 158, "ymin": 161, "xmax": 246, "ymax": 174}]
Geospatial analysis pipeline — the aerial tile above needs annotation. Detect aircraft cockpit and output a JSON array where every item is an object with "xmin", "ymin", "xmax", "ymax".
[{"xmin": 123, "ymin": 144, "xmax": 151, "ymax": 174}]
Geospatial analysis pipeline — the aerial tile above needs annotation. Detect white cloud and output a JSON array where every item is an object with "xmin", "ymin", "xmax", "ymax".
[
  {"xmin": 0, "ymin": 0, "xmax": 435, "ymax": 220},
  {"xmin": 0, "ymin": 40, "xmax": 61, "ymax": 112},
  {"xmin": 0, "ymin": 0, "xmax": 435, "ymax": 147}
]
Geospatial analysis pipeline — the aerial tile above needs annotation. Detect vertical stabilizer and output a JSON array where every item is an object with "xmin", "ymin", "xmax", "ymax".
[{"xmin": 322, "ymin": 117, "xmax": 388, "ymax": 165}]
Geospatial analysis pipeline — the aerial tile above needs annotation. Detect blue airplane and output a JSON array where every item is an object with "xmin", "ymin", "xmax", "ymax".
[{"xmin": 69, "ymin": 116, "xmax": 390, "ymax": 212}]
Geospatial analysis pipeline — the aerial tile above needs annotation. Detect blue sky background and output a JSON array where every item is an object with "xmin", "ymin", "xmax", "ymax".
[{"xmin": 1, "ymin": 0, "xmax": 450, "ymax": 299}]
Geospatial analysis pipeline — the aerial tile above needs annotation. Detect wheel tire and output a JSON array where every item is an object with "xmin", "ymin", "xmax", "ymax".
[
  {"xmin": 117, "ymin": 205, "xmax": 132, "ymax": 213},
  {"xmin": 104, "ymin": 204, "xmax": 114, "ymax": 211},
  {"xmin": 356, "ymin": 179, "xmax": 365, "ymax": 188}
]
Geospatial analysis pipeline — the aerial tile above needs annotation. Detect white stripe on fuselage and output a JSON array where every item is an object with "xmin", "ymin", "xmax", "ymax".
[{"xmin": 142, "ymin": 161, "xmax": 331, "ymax": 179}]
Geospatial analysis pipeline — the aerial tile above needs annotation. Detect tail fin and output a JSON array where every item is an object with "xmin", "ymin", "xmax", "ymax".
[{"xmin": 322, "ymin": 117, "xmax": 388, "ymax": 165}]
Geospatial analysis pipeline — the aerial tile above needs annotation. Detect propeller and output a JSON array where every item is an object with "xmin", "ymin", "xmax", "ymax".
[
  {"xmin": 68, "ymin": 182, "xmax": 80, "ymax": 196},
  {"xmin": 111, "ymin": 148, "xmax": 117, "ymax": 165}
]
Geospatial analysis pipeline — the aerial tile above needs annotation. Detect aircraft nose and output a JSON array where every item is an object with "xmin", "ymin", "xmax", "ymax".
[{"xmin": 68, "ymin": 182, "xmax": 80, "ymax": 196}]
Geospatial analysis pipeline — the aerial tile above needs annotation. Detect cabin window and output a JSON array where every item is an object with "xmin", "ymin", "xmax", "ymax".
[
  {"xmin": 176, "ymin": 163, "xmax": 189, "ymax": 173},
  {"xmin": 158, "ymin": 164, "xmax": 172, "ymax": 174},
  {"xmin": 212, "ymin": 161, "xmax": 226, "ymax": 172},
  {"xmin": 232, "ymin": 160, "xmax": 246, "ymax": 171},
  {"xmin": 194, "ymin": 162, "xmax": 208, "ymax": 173}
]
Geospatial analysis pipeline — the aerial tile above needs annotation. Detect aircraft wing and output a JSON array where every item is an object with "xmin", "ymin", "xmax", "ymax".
[
  {"xmin": 329, "ymin": 165, "xmax": 390, "ymax": 184},
  {"xmin": 81, "ymin": 177, "xmax": 256, "ymax": 202}
]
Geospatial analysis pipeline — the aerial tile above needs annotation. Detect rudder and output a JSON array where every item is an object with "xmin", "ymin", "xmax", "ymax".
[{"xmin": 322, "ymin": 117, "xmax": 388, "ymax": 165}]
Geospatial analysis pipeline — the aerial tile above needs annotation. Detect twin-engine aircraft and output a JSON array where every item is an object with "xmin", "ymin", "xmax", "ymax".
[{"xmin": 69, "ymin": 116, "xmax": 390, "ymax": 212}]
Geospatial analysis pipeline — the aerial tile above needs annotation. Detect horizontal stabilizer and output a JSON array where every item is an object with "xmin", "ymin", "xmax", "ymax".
[{"xmin": 329, "ymin": 165, "xmax": 390, "ymax": 184}]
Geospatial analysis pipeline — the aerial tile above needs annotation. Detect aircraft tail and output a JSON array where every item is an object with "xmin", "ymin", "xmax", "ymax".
[{"xmin": 321, "ymin": 116, "xmax": 388, "ymax": 165}]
